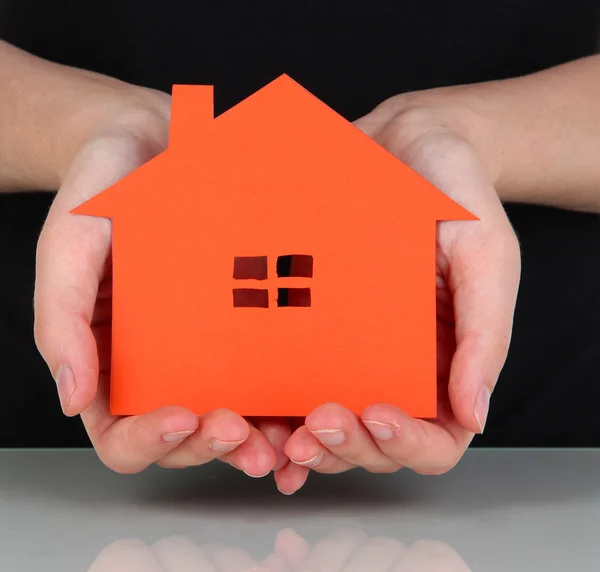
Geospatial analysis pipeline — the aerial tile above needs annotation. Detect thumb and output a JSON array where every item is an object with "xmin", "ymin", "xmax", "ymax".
[
  {"xmin": 34, "ymin": 135, "xmax": 151, "ymax": 416},
  {"xmin": 34, "ymin": 209, "xmax": 109, "ymax": 416},
  {"xmin": 447, "ymin": 221, "xmax": 521, "ymax": 434}
]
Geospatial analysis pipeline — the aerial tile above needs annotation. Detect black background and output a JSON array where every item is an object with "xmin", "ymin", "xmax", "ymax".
[{"xmin": 0, "ymin": 0, "xmax": 599, "ymax": 447}]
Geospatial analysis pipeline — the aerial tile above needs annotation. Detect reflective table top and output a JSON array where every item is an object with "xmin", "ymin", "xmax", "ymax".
[{"xmin": 1, "ymin": 449, "xmax": 599, "ymax": 571}]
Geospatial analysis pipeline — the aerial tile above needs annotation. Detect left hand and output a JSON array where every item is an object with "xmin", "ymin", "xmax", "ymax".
[
  {"xmin": 272, "ymin": 91, "xmax": 521, "ymax": 494},
  {"xmin": 33, "ymin": 85, "xmax": 284, "ymax": 478}
]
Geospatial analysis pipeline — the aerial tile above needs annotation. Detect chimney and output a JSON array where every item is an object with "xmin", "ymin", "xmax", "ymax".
[{"xmin": 169, "ymin": 84, "xmax": 214, "ymax": 146}]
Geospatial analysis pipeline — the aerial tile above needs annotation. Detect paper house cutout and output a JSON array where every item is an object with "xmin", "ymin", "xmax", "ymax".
[{"xmin": 72, "ymin": 75, "xmax": 476, "ymax": 418}]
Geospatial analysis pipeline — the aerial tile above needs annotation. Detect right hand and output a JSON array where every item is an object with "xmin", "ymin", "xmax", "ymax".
[{"xmin": 33, "ymin": 81, "xmax": 290, "ymax": 476}]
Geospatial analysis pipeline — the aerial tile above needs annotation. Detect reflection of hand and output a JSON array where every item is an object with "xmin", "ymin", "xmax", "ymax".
[
  {"xmin": 271, "ymin": 529, "xmax": 472, "ymax": 572},
  {"xmin": 87, "ymin": 529, "xmax": 471, "ymax": 572},
  {"xmin": 391, "ymin": 541, "xmax": 472, "ymax": 572},
  {"xmin": 87, "ymin": 536, "xmax": 264, "ymax": 572}
]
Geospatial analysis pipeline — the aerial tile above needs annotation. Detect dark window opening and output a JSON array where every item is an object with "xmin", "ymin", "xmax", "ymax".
[
  {"xmin": 276, "ymin": 255, "xmax": 313, "ymax": 278},
  {"xmin": 278, "ymin": 288, "xmax": 311, "ymax": 307},
  {"xmin": 233, "ymin": 288, "xmax": 269, "ymax": 308},
  {"xmin": 233, "ymin": 256, "xmax": 268, "ymax": 280}
]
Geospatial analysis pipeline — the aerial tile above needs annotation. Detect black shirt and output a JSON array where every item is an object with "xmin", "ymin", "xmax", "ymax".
[{"xmin": 1, "ymin": 0, "xmax": 599, "ymax": 447}]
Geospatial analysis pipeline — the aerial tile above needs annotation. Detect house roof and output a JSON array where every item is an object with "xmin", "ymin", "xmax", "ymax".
[{"xmin": 72, "ymin": 74, "xmax": 476, "ymax": 223}]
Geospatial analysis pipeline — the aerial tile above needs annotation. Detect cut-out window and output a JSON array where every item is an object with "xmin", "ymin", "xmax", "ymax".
[
  {"xmin": 233, "ymin": 288, "xmax": 269, "ymax": 308},
  {"xmin": 278, "ymin": 288, "xmax": 311, "ymax": 307},
  {"xmin": 276, "ymin": 255, "xmax": 313, "ymax": 278},
  {"xmin": 233, "ymin": 256, "xmax": 268, "ymax": 280},
  {"xmin": 233, "ymin": 255, "xmax": 312, "ymax": 308}
]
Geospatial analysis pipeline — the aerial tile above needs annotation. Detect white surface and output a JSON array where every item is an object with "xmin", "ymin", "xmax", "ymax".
[{"xmin": 1, "ymin": 449, "xmax": 599, "ymax": 571}]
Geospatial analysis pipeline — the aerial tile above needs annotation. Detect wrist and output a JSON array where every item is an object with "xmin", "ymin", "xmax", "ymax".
[
  {"xmin": 0, "ymin": 41, "xmax": 170, "ymax": 192},
  {"xmin": 53, "ymin": 80, "xmax": 170, "ymax": 185},
  {"xmin": 394, "ymin": 86, "xmax": 505, "ymax": 188}
]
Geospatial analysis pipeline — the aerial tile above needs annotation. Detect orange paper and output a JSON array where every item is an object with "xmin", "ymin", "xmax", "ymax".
[{"xmin": 72, "ymin": 75, "xmax": 476, "ymax": 418}]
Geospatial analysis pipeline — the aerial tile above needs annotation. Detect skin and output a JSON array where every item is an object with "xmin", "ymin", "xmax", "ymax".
[
  {"xmin": 278, "ymin": 105, "xmax": 520, "ymax": 491},
  {"xmin": 2, "ymin": 40, "xmax": 599, "ymax": 491}
]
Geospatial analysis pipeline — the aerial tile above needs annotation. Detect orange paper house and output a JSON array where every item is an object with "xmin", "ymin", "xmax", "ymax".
[{"xmin": 72, "ymin": 75, "xmax": 476, "ymax": 418}]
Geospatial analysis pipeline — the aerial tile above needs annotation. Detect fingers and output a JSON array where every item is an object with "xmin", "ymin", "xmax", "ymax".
[
  {"xmin": 273, "ymin": 458, "xmax": 311, "ymax": 495},
  {"xmin": 161, "ymin": 415, "xmax": 282, "ymax": 479},
  {"xmin": 411, "ymin": 134, "xmax": 520, "ymax": 435},
  {"xmin": 219, "ymin": 425, "xmax": 277, "ymax": 477},
  {"xmin": 285, "ymin": 404, "xmax": 401, "ymax": 475},
  {"xmin": 253, "ymin": 417, "xmax": 293, "ymax": 471},
  {"xmin": 306, "ymin": 404, "xmax": 399, "ymax": 472},
  {"xmin": 284, "ymin": 425, "xmax": 354, "ymax": 475},
  {"xmin": 82, "ymin": 369, "xmax": 273, "ymax": 476},
  {"xmin": 76, "ymin": 367, "xmax": 197, "ymax": 473},
  {"xmin": 257, "ymin": 417, "xmax": 312, "ymax": 494},
  {"xmin": 447, "ymin": 224, "xmax": 521, "ymax": 434},
  {"xmin": 283, "ymin": 397, "xmax": 472, "ymax": 477},
  {"xmin": 92, "ymin": 406, "xmax": 276, "ymax": 477},
  {"xmin": 34, "ymin": 215, "xmax": 109, "ymax": 415},
  {"xmin": 85, "ymin": 404, "xmax": 199, "ymax": 474},
  {"xmin": 90, "ymin": 407, "xmax": 274, "ymax": 477},
  {"xmin": 361, "ymin": 403, "xmax": 472, "ymax": 475},
  {"xmin": 34, "ymin": 135, "xmax": 156, "ymax": 416},
  {"xmin": 157, "ymin": 409, "xmax": 250, "ymax": 469}
]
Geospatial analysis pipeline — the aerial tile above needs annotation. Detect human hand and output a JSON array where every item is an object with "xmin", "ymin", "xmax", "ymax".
[
  {"xmin": 276, "ymin": 90, "xmax": 521, "ymax": 493},
  {"xmin": 33, "ymin": 79, "xmax": 289, "ymax": 476}
]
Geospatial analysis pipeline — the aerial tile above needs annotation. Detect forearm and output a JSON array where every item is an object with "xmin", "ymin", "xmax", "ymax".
[
  {"xmin": 457, "ymin": 55, "xmax": 600, "ymax": 212},
  {"xmin": 0, "ymin": 41, "xmax": 164, "ymax": 192}
]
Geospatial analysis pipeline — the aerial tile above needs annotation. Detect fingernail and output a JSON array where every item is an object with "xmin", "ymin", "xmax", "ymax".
[
  {"xmin": 54, "ymin": 365, "xmax": 75, "ymax": 414},
  {"xmin": 244, "ymin": 469, "xmax": 271, "ymax": 478},
  {"xmin": 162, "ymin": 430, "xmax": 194, "ymax": 443},
  {"xmin": 209, "ymin": 438, "xmax": 246, "ymax": 452},
  {"xmin": 363, "ymin": 420, "xmax": 397, "ymax": 441},
  {"xmin": 310, "ymin": 429, "xmax": 346, "ymax": 446},
  {"xmin": 277, "ymin": 486, "xmax": 295, "ymax": 496},
  {"xmin": 291, "ymin": 453, "xmax": 323, "ymax": 468},
  {"xmin": 475, "ymin": 386, "xmax": 492, "ymax": 433}
]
